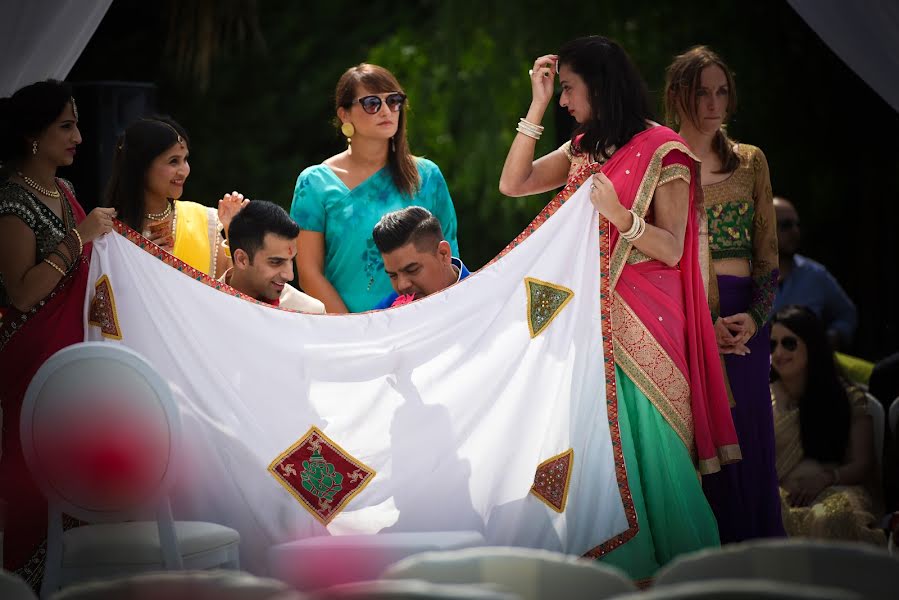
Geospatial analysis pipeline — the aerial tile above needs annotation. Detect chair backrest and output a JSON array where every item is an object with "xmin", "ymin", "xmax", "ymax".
[
  {"xmin": 866, "ymin": 393, "xmax": 885, "ymax": 466},
  {"xmin": 628, "ymin": 579, "xmax": 860, "ymax": 600},
  {"xmin": 21, "ymin": 342, "xmax": 180, "ymax": 523},
  {"xmin": 889, "ymin": 396, "xmax": 899, "ymax": 439},
  {"xmin": 0, "ymin": 568, "xmax": 38, "ymax": 600},
  {"xmin": 382, "ymin": 546, "xmax": 637, "ymax": 600},
  {"xmin": 655, "ymin": 538, "xmax": 899, "ymax": 599},
  {"xmin": 316, "ymin": 579, "xmax": 519, "ymax": 600},
  {"xmin": 48, "ymin": 569, "xmax": 301, "ymax": 600}
]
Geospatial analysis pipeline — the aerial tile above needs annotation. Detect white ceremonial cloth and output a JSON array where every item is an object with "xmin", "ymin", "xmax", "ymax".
[{"xmin": 84, "ymin": 184, "xmax": 627, "ymax": 574}]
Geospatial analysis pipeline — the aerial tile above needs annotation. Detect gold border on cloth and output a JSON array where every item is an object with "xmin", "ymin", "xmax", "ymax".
[
  {"xmin": 530, "ymin": 448, "xmax": 575, "ymax": 513},
  {"xmin": 268, "ymin": 425, "xmax": 376, "ymax": 526},
  {"xmin": 608, "ymin": 141, "xmax": 700, "ymax": 291},
  {"xmin": 88, "ymin": 274, "xmax": 123, "ymax": 340},
  {"xmin": 524, "ymin": 277, "xmax": 575, "ymax": 338},
  {"xmin": 611, "ymin": 292, "xmax": 694, "ymax": 456}
]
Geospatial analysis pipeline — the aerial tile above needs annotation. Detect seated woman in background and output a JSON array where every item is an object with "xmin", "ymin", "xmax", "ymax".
[
  {"xmin": 771, "ymin": 305, "xmax": 884, "ymax": 544},
  {"xmin": 104, "ymin": 117, "xmax": 247, "ymax": 278}
]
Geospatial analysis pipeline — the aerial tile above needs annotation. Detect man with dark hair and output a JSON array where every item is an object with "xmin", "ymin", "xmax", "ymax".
[
  {"xmin": 222, "ymin": 201, "xmax": 324, "ymax": 313},
  {"xmin": 371, "ymin": 206, "xmax": 469, "ymax": 309},
  {"xmin": 772, "ymin": 196, "xmax": 857, "ymax": 348}
]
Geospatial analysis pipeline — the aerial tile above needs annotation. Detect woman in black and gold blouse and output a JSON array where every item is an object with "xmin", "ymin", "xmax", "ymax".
[
  {"xmin": 0, "ymin": 80, "xmax": 114, "ymax": 589},
  {"xmin": 665, "ymin": 46, "xmax": 783, "ymax": 543}
]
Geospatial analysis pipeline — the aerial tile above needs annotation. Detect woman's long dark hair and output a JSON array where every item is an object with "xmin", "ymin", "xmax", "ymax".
[
  {"xmin": 771, "ymin": 305, "xmax": 852, "ymax": 463},
  {"xmin": 103, "ymin": 116, "xmax": 190, "ymax": 231},
  {"xmin": 335, "ymin": 63, "xmax": 419, "ymax": 197},
  {"xmin": 557, "ymin": 36, "xmax": 654, "ymax": 162},
  {"xmin": 0, "ymin": 79, "xmax": 74, "ymax": 169}
]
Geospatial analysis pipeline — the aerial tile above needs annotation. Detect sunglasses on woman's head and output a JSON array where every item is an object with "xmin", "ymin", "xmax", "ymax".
[
  {"xmin": 770, "ymin": 335, "xmax": 799, "ymax": 353},
  {"xmin": 356, "ymin": 93, "xmax": 407, "ymax": 114}
]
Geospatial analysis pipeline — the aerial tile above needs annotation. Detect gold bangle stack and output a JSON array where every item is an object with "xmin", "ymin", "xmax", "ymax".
[{"xmin": 516, "ymin": 118, "xmax": 544, "ymax": 140}]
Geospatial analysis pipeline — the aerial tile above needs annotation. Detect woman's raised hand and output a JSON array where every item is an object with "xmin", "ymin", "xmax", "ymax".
[
  {"xmin": 75, "ymin": 207, "xmax": 117, "ymax": 243},
  {"xmin": 218, "ymin": 191, "xmax": 249, "ymax": 234},
  {"xmin": 529, "ymin": 54, "xmax": 558, "ymax": 108}
]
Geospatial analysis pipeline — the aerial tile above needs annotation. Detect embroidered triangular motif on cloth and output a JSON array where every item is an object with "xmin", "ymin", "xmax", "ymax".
[
  {"xmin": 268, "ymin": 426, "xmax": 375, "ymax": 526},
  {"xmin": 88, "ymin": 275, "xmax": 123, "ymax": 340},
  {"xmin": 525, "ymin": 277, "xmax": 574, "ymax": 338},
  {"xmin": 530, "ymin": 448, "xmax": 574, "ymax": 512}
]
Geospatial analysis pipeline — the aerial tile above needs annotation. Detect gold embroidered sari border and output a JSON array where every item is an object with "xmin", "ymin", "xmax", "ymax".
[{"xmin": 609, "ymin": 141, "xmax": 699, "ymax": 290}]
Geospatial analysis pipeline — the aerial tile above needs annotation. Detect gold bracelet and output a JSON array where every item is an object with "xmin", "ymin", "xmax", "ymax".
[
  {"xmin": 43, "ymin": 257, "xmax": 67, "ymax": 276},
  {"xmin": 71, "ymin": 227, "xmax": 83, "ymax": 252}
]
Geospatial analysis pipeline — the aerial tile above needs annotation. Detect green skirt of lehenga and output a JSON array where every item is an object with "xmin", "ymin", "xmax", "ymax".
[{"xmin": 599, "ymin": 366, "xmax": 720, "ymax": 581}]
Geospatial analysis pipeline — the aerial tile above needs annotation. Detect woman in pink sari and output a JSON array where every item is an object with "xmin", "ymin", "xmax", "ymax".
[
  {"xmin": 500, "ymin": 36, "xmax": 739, "ymax": 581},
  {"xmin": 0, "ymin": 80, "xmax": 115, "ymax": 589}
]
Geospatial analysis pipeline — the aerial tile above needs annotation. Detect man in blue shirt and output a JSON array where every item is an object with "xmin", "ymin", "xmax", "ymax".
[
  {"xmin": 371, "ymin": 206, "xmax": 470, "ymax": 310},
  {"xmin": 772, "ymin": 196, "xmax": 857, "ymax": 348}
]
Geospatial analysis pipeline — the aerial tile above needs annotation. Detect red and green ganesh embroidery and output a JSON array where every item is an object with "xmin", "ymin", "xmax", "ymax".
[{"xmin": 269, "ymin": 426, "xmax": 375, "ymax": 526}]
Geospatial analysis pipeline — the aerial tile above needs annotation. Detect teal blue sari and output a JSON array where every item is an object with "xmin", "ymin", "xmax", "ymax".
[{"xmin": 290, "ymin": 158, "xmax": 458, "ymax": 312}]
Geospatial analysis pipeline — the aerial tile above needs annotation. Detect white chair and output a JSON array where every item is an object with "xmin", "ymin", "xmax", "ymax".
[
  {"xmin": 889, "ymin": 396, "xmax": 899, "ymax": 439},
  {"xmin": 1, "ymin": 569, "xmax": 38, "ymax": 600},
  {"xmin": 48, "ymin": 569, "xmax": 304, "ymax": 600},
  {"xmin": 654, "ymin": 538, "xmax": 899, "ymax": 600},
  {"xmin": 624, "ymin": 579, "xmax": 859, "ymax": 599},
  {"xmin": 866, "ymin": 393, "xmax": 885, "ymax": 467},
  {"xmin": 382, "ymin": 546, "xmax": 636, "ymax": 600},
  {"xmin": 21, "ymin": 342, "xmax": 240, "ymax": 598},
  {"xmin": 269, "ymin": 531, "xmax": 486, "ymax": 591},
  {"xmin": 314, "ymin": 579, "xmax": 519, "ymax": 600}
]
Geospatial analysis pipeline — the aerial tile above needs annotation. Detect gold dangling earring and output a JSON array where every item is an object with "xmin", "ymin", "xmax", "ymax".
[
  {"xmin": 340, "ymin": 122, "xmax": 355, "ymax": 146},
  {"xmin": 32, "ymin": 140, "xmax": 38, "ymax": 155}
]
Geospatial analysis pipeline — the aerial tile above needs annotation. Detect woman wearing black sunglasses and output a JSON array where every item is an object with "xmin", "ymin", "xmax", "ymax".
[
  {"xmin": 289, "ymin": 63, "xmax": 458, "ymax": 313},
  {"xmin": 771, "ymin": 305, "xmax": 883, "ymax": 543}
]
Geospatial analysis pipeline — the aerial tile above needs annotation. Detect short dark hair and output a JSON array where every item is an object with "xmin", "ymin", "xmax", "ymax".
[
  {"xmin": 558, "ymin": 36, "xmax": 654, "ymax": 162},
  {"xmin": 0, "ymin": 79, "xmax": 74, "ymax": 164},
  {"xmin": 227, "ymin": 201, "xmax": 300, "ymax": 262},
  {"xmin": 372, "ymin": 206, "xmax": 444, "ymax": 255},
  {"xmin": 103, "ymin": 116, "xmax": 191, "ymax": 231}
]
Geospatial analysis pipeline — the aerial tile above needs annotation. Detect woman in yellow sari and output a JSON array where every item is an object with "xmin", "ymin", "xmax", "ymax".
[
  {"xmin": 771, "ymin": 305, "xmax": 884, "ymax": 544},
  {"xmin": 104, "ymin": 117, "xmax": 246, "ymax": 278}
]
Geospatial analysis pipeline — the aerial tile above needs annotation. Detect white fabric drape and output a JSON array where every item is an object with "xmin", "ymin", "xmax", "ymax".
[
  {"xmin": 789, "ymin": 0, "xmax": 899, "ymax": 112},
  {"xmin": 0, "ymin": 0, "xmax": 113, "ymax": 96},
  {"xmin": 84, "ymin": 182, "xmax": 628, "ymax": 575}
]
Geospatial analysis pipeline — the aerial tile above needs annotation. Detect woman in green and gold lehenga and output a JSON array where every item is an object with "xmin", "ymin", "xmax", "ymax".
[
  {"xmin": 771, "ymin": 305, "xmax": 884, "ymax": 545},
  {"xmin": 499, "ymin": 36, "xmax": 741, "ymax": 581}
]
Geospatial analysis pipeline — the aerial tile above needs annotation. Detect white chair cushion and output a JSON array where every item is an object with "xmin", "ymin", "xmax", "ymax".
[
  {"xmin": 0, "ymin": 568, "xmax": 37, "ymax": 600},
  {"xmin": 315, "ymin": 579, "xmax": 519, "ymax": 599},
  {"xmin": 62, "ymin": 521, "xmax": 239, "ymax": 567},
  {"xmin": 655, "ymin": 539, "xmax": 899, "ymax": 599},
  {"xmin": 625, "ymin": 579, "xmax": 860, "ymax": 599},
  {"xmin": 269, "ymin": 531, "xmax": 486, "ymax": 591},
  {"xmin": 382, "ymin": 546, "xmax": 636, "ymax": 600},
  {"xmin": 49, "ymin": 569, "xmax": 302, "ymax": 600}
]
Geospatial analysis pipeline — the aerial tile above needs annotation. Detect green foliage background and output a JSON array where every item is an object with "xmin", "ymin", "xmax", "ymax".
[{"xmin": 69, "ymin": 0, "xmax": 899, "ymax": 357}]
